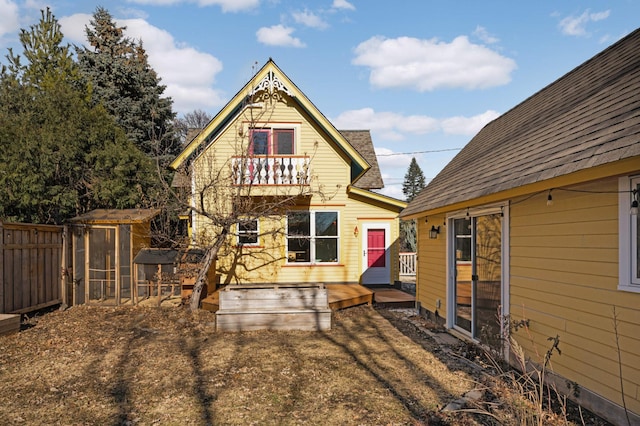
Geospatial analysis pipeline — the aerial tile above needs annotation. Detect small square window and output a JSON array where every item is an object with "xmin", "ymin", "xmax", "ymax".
[{"xmin": 237, "ymin": 219, "xmax": 259, "ymax": 245}]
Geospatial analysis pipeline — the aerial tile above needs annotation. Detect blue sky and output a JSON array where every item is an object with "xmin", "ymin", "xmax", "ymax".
[{"xmin": 0, "ymin": 1, "xmax": 638, "ymax": 199}]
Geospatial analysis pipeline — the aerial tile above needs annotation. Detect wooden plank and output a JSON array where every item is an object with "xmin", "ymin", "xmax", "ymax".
[
  {"xmin": 216, "ymin": 309, "xmax": 331, "ymax": 332},
  {"xmin": 219, "ymin": 288, "xmax": 329, "ymax": 310},
  {"xmin": 326, "ymin": 284, "xmax": 373, "ymax": 309},
  {"xmin": 0, "ymin": 314, "xmax": 20, "ymax": 336}
]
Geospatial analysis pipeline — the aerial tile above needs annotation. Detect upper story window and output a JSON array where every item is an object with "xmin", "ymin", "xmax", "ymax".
[
  {"xmin": 250, "ymin": 128, "xmax": 294, "ymax": 156},
  {"xmin": 619, "ymin": 176, "xmax": 640, "ymax": 292}
]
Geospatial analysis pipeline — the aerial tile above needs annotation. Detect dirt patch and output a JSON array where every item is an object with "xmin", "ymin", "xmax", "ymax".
[{"xmin": 0, "ymin": 304, "xmax": 611, "ymax": 425}]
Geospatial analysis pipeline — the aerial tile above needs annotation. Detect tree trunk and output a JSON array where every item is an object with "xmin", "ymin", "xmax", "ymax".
[{"xmin": 189, "ymin": 246, "xmax": 218, "ymax": 311}]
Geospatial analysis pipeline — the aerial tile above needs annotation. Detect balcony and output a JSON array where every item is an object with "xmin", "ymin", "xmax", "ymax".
[{"xmin": 231, "ymin": 156, "xmax": 310, "ymax": 185}]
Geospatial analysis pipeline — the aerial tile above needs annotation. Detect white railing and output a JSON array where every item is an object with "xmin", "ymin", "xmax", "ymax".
[
  {"xmin": 231, "ymin": 156, "xmax": 310, "ymax": 185},
  {"xmin": 399, "ymin": 252, "xmax": 416, "ymax": 276}
]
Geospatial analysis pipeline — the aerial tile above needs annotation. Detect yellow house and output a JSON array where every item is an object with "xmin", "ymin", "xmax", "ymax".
[
  {"xmin": 401, "ymin": 29, "xmax": 640, "ymax": 424},
  {"xmin": 170, "ymin": 59, "xmax": 406, "ymax": 288}
]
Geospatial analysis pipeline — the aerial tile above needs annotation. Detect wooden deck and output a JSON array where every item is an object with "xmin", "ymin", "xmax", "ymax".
[
  {"xmin": 201, "ymin": 284, "xmax": 415, "ymax": 312},
  {"xmin": 326, "ymin": 284, "xmax": 373, "ymax": 310}
]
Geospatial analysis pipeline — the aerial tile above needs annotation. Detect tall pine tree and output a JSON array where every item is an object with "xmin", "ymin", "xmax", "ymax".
[
  {"xmin": 0, "ymin": 8, "xmax": 156, "ymax": 224},
  {"xmin": 402, "ymin": 157, "xmax": 426, "ymax": 202},
  {"xmin": 77, "ymin": 7, "xmax": 180, "ymax": 160},
  {"xmin": 400, "ymin": 157, "xmax": 426, "ymax": 252}
]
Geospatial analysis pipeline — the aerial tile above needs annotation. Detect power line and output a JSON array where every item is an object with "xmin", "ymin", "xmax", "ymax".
[{"xmin": 375, "ymin": 148, "xmax": 462, "ymax": 156}]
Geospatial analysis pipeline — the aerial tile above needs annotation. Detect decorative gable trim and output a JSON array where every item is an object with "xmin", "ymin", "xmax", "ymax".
[
  {"xmin": 250, "ymin": 71, "xmax": 294, "ymax": 101},
  {"xmin": 169, "ymin": 59, "xmax": 370, "ymax": 176}
]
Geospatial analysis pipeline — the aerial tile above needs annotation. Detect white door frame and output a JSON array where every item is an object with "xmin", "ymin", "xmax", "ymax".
[
  {"xmin": 361, "ymin": 222, "xmax": 391, "ymax": 285},
  {"xmin": 446, "ymin": 204, "xmax": 509, "ymax": 352}
]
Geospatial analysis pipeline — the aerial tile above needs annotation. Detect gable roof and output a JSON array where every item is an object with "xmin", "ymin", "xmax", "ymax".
[
  {"xmin": 402, "ymin": 28, "xmax": 640, "ymax": 218},
  {"xmin": 340, "ymin": 130, "xmax": 384, "ymax": 190},
  {"xmin": 169, "ymin": 59, "xmax": 371, "ymax": 185}
]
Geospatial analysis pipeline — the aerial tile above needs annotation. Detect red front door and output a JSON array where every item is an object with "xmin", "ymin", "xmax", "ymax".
[{"xmin": 367, "ymin": 229, "xmax": 386, "ymax": 268}]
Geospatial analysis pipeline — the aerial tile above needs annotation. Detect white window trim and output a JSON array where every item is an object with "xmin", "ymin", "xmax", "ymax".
[
  {"xmin": 618, "ymin": 176, "xmax": 640, "ymax": 292},
  {"xmin": 286, "ymin": 211, "xmax": 340, "ymax": 264}
]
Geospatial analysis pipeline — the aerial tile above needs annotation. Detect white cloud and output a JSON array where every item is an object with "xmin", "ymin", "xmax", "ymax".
[
  {"xmin": 59, "ymin": 13, "xmax": 225, "ymax": 115},
  {"xmin": 441, "ymin": 110, "xmax": 500, "ymax": 135},
  {"xmin": 353, "ymin": 35, "xmax": 517, "ymax": 91},
  {"xmin": 473, "ymin": 25, "xmax": 499, "ymax": 44},
  {"xmin": 332, "ymin": 107, "xmax": 498, "ymax": 139},
  {"xmin": 292, "ymin": 9, "xmax": 328, "ymax": 29},
  {"xmin": 332, "ymin": 0, "xmax": 355, "ymax": 11},
  {"xmin": 0, "ymin": 0, "xmax": 19, "ymax": 38},
  {"xmin": 558, "ymin": 9, "xmax": 610, "ymax": 36},
  {"xmin": 127, "ymin": 0, "xmax": 260, "ymax": 13},
  {"xmin": 256, "ymin": 24, "xmax": 305, "ymax": 47}
]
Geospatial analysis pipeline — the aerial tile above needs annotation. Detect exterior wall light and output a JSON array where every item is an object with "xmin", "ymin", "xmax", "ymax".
[
  {"xmin": 631, "ymin": 189, "xmax": 639, "ymax": 215},
  {"xmin": 353, "ymin": 225, "xmax": 359, "ymax": 237},
  {"xmin": 429, "ymin": 225, "xmax": 440, "ymax": 239}
]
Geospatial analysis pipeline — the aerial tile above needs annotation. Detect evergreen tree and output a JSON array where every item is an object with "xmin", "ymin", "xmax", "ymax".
[
  {"xmin": 0, "ymin": 8, "xmax": 156, "ymax": 224},
  {"xmin": 402, "ymin": 157, "xmax": 426, "ymax": 202},
  {"xmin": 77, "ymin": 7, "xmax": 180, "ymax": 160},
  {"xmin": 400, "ymin": 157, "xmax": 426, "ymax": 252}
]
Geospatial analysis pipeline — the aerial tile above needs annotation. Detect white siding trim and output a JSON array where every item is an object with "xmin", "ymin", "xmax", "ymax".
[{"xmin": 618, "ymin": 176, "xmax": 640, "ymax": 292}]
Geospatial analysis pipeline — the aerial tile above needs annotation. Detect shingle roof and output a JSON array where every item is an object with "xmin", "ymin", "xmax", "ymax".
[
  {"xmin": 340, "ymin": 130, "xmax": 384, "ymax": 190},
  {"xmin": 402, "ymin": 28, "xmax": 640, "ymax": 217},
  {"xmin": 69, "ymin": 209, "xmax": 161, "ymax": 224}
]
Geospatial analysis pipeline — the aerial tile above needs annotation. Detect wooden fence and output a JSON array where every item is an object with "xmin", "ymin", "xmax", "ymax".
[
  {"xmin": 0, "ymin": 222, "xmax": 64, "ymax": 314},
  {"xmin": 399, "ymin": 252, "xmax": 416, "ymax": 276}
]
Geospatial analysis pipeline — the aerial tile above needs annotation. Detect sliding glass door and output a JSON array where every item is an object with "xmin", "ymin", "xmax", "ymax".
[{"xmin": 453, "ymin": 212, "xmax": 503, "ymax": 347}]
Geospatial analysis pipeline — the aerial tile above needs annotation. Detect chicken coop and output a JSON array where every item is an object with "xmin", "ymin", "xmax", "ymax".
[
  {"xmin": 133, "ymin": 248, "xmax": 180, "ymax": 305},
  {"xmin": 68, "ymin": 209, "xmax": 160, "ymax": 306}
]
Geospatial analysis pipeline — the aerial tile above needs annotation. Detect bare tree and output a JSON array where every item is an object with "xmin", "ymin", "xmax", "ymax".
[
  {"xmin": 174, "ymin": 109, "xmax": 212, "ymax": 144},
  {"xmin": 168, "ymin": 91, "xmax": 334, "ymax": 310}
]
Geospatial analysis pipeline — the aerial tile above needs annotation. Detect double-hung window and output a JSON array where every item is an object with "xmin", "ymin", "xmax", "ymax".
[
  {"xmin": 250, "ymin": 128, "xmax": 294, "ymax": 156},
  {"xmin": 237, "ymin": 218, "xmax": 259, "ymax": 246},
  {"xmin": 619, "ymin": 176, "xmax": 640, "ymax": 292},
  {"xmin": 287, "ymin": 211, "xmax": 338, "ymax": 263}
]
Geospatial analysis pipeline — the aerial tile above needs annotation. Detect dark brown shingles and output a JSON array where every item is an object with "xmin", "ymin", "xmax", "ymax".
[
  {"xmin": 340, "ymin": 130, "xmax": 385, "ymax": 189},
  {"xmin": 402, "ymin": 28, "xmax": 640, "ymax": 217}
]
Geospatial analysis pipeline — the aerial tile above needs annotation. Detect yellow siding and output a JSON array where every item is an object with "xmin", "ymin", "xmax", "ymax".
[
  {"xmin": 416, "ymin": 215, "xmax": 447, "ymax": 319},
  {"xmin": 510, "ymin": 178, "xmax": 640, "ymax": 413},
  {"xmin": 192, "ymin": 94, "xmax": 401, "ymax": 286}
]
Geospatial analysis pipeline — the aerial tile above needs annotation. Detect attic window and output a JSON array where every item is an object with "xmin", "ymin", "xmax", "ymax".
[{"xmin": 250, "ymin": 128, "xmax": 294, "ymax": 155}]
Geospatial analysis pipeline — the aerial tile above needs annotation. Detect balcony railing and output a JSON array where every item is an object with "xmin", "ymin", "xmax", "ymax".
[{"xmin": 231, "ymin": 156, "xmax": 310, "ymax": 185}]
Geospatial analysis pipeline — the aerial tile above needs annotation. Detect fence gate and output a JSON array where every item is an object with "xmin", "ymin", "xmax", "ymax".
[{"xmin": 0, "ymin": 222, "xmax": 64, "ymax": 314}]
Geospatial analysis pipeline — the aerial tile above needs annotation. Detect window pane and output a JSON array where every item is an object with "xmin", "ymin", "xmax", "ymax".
[
  {"xmin": 288, "ymin": 238, "xmax": 310, "ymax": 262},
  {"xmin": 454, "ymin": 218, "xmax": 471, "ymax": 261},
  {"xmin": 238, "ymin": 219, "xmax": 258, "ymax": 245},
  {"xmin": 316, "ymin": 212, "xmax": 338, "ymax": 236},
  {"xmin": 251, "ymin": 130, "xmax": 268, "ymax": 155},
  {"xmin": 316, "ymin": 238, "xmax": 337, "ymax": 262},
  {"xmin": 455, "ymin": 217, "xmax": 471, "ymax": 235},
  {"xmin": 288, "ymin": 212, "xmax": 310, "ymax": 236},
  {"xmin": 274, "ymin": 129, "xmax": 294, "ymax": 155}
]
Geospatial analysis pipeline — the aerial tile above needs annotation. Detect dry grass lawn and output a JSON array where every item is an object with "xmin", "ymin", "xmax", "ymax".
[{"xmin": 0, "ymin": 304, "xmax": 611, "ymax": 425}]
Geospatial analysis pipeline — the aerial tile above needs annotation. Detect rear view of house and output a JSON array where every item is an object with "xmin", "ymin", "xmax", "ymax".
[
  {"xmin": 170, "ymin": 59, "xmax": 406, "ymax": 288},
  {"xmin": 402, "ymin": 29, "xmax": 640, "ymax": 423}
]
